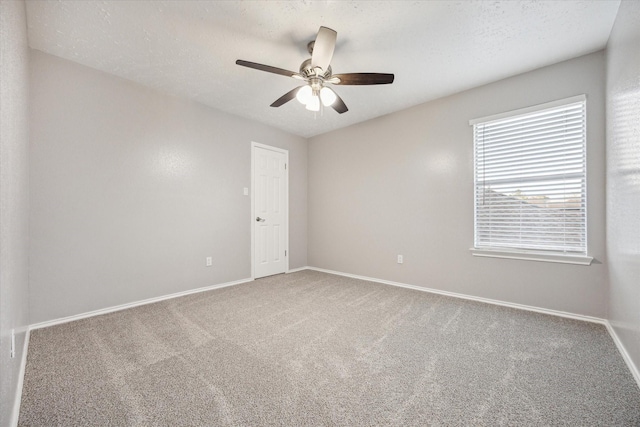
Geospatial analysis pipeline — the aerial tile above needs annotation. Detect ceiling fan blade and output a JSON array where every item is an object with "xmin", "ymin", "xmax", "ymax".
[
  {"xmin": 270, "ymin": 86, "xmax": 304, "ymax": 108},
  {"xmin": 332, "ymin": 73, "xmax": 395, "ymax": 85},
  {"xmin": 311, "ymin": 26, "xmax": 337, "ymax": 71},
  {"xmin": 236, "ymin": 60, "xmax": 299, "ymax": 78},
  {"xmin": 331, "ymin": 90, "xmax": 348, "ymax": 114}
]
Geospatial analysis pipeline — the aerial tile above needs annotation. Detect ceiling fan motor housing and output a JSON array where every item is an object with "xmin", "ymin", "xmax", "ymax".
[{"xmin": 299, "ymin": 58, "xmax": 332, "ymax": 80}]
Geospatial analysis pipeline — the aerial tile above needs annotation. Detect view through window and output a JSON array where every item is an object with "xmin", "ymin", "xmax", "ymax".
[{"xmin": 472, "ymin": 96, "xmax": 587, "ymax": 255}]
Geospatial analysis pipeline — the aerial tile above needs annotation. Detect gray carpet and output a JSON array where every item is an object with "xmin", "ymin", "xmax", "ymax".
[{"xmin": 19, "ymin": 270, "xmax": 640, "ymax": 426}]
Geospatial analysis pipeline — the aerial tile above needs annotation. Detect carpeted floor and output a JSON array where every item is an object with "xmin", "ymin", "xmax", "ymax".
[{"xmin": 19, "ymin": 270, "xmax": 640, "ymax": 426}]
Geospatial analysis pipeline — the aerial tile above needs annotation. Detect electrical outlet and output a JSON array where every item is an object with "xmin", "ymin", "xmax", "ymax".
[
  {"xmin": 243, "ymin": 187, "xmax": 249, "ymax": 196},
  {"xmin": 397, "ymin": 255, "xmax": 403, "ymax": 264},
  {"xmin": 206, "ymin": 257, "xmax": 213, "ymax": 267},
  {"xmin": 10, "ymin": 329, "xmax": 15, "ymax": 358}
]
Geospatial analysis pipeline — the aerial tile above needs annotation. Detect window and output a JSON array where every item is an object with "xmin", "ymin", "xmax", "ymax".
[{"xmin": 470, "ymin": 95, "xmax": 591, "ymax": 265}]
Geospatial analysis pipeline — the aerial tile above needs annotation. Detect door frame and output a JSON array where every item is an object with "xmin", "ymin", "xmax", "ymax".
[{"xmin": 251, "ymin": 141, "xmax": 289, "ymax": 279}]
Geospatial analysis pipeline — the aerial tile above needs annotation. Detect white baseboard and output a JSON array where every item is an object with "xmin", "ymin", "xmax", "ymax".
[
  {"xmin": 287, "ymin": 266, "xmax": 310, "ymax": 273},
  {"xmin": 605, "ymin": 321, "xmax": 640, "ymax": 390},
  {"xmin": 30, "ymin": 277, "xmax": 253, "ymax": 330},
  {"xmin": 11, "ymin": 327, "xmax": 30, "ymax": 427},
  {"xmin": 306, "ymin": 267, "xmax": 606, "ymax": 324}
]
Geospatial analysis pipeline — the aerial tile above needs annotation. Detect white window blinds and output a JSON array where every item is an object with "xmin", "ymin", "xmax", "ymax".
[{"xmin": 472, "ymin": 96, "xmax": 587, "ymax": 255}]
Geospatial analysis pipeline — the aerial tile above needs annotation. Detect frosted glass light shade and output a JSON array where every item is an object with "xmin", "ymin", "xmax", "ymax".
[
  {"xmin": 305, "ymin": 94, "xmax": 320, "ymax": 111},
  {"xmin": 320, "ymin": 87, "xmax": 337, "ymax": 106},
  {"xmin": 296, "ymin": 85, "xmax": 312, "ymax": 104}
]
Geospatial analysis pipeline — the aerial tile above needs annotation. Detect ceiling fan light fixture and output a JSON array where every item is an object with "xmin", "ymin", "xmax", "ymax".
[
  {"xmin": 305, "ymin": 94, "xmax": 320, "ymax": 112},
  {"xmin": 320, "ymin": 87, "xmax": 337, "ymax": 106},
  {"xmin": 296, "ymin": 85, "xmax": 312, "ymax": 105}
]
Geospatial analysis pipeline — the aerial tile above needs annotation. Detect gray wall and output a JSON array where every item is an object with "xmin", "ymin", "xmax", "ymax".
[
  {"xmin": 606, "ymin": 0, "xmax": 640, "ymax": 379},
  {"xmin": 29, "ymin": 51, "xmax": 307, "ymax": 324},
  {"xmin": 308, "ymin": 51, "xmax": 607, "ymax": 318},
  {"xmin": 0, "ymin": 1, "xmax": 30, "ymax": 425}
]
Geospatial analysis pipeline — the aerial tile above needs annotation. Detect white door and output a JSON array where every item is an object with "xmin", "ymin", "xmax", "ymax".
[{"xmin": 252, "ymin": 143, "xmax": 288, "ymax": 278}]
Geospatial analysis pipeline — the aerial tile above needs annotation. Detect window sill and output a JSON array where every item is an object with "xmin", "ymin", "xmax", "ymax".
[{"xmin": 470, "ymin": 248, "xmax": 593, "ymax": 266}]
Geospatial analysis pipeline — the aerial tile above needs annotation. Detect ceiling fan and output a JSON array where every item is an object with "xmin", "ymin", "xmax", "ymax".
[{"xmin": 236, "ymin": 26, "xmax": 394, "ymax": 114}]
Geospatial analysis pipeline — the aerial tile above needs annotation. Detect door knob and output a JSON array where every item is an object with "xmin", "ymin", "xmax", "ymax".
[{"xmin": 256, "ymin": 217, "xmax": 266, "ymax": 222}]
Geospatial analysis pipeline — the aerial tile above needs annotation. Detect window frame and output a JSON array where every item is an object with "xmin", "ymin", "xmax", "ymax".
[{"xmin": 469, "ymin": 95, "xmax": 593, "ymax": 266}]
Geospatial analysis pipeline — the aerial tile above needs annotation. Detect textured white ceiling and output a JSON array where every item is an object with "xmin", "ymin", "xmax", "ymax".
[{"xmin": 25, "ymin": 1, "xmax": 620, "ymax": 138}]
